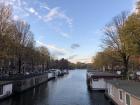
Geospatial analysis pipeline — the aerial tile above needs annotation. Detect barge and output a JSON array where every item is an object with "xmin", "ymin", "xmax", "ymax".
[
  {"xmin": 86, "ymin": 70, "xmax": 121, "ymax": 90},
  {"xmin": 0, "ymin": 81, "xmax": 12, "ymax": 100},
  {"xmin": 105, "ymin": 80, "xmax": 140, "ymax": 105},
  {"xmin": 0, "ymin": 69, "xmax": 69, "ymax": 100}
]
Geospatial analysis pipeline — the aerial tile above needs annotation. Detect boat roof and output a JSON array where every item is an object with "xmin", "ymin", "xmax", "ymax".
[
  {"xmin": 88, "ymin": 70, "xmax": 121, "ymax": 78},
  {"xmin": 106, "ymin": 80, "xmax": 140, "ymax": 99},
  {"xmin": 0, "ymin": 81, "xmax": 12, "ymax": 86}
]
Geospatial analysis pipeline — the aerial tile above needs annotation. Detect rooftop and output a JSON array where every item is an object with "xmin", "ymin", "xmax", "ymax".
[
  {"xmin": 0, "ymin": 81, "xmax": 11, "ymax": 86},
  {"xmin": 107, "ymin": 80, "xmax": 140, "ymax": 99},
  {"xmin": 87, "ymin": 70, "xmax": 121, "ymax": 78}
]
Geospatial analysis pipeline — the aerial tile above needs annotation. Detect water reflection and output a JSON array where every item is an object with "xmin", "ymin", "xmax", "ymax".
[{"xmin": 0, "ymin": 70, "xmax": 111, "ymax": 105}]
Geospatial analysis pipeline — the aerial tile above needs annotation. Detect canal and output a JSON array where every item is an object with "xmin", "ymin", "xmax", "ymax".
[{"xmin": 0, "ymin": 70, "xmax": 111, "ymax": 105}]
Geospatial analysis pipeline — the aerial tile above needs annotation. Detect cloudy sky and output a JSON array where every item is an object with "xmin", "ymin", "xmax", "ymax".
[{"xmin": 1, "ymin": 0, "xmax": 136, "ymax": 63}]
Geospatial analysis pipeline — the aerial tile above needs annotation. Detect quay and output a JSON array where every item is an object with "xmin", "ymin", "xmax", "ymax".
[
  {"xmin": 0, "ymin": 69, "xmax": 68, "ymax": 100},
  {"xmin": 87, "ymin": 70, "xmax": 140, "ymax": 105},
  {"xmin": 0, "ymin": 70, "xmax": 111, "ymax": 105}
]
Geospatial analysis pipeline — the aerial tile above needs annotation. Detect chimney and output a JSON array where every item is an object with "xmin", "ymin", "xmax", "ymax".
[{"xmin": 135, "ymin": 0, "xmax": 140, "ymax": 14}]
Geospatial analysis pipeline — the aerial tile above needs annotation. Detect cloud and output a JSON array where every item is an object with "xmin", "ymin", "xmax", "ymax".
[
  {"xmin": 43, "ymin": 7, "xmax": 73, "ymax": 27},
  {"xmin": 54, "ymin": 27, "xmax": 70, "ymax": 38},
  {"xmin": 0, "ymin": 0, "xmax": 30, "ymax": 18},
  {"xmin": 0, "ymin": 0, "xmax": 73, "ymax": 39},
  {"xmin": 71, "ymin": 44, "xmax": 80, "ymax": 49},
  {"xmin": 0, "ymin": 0, "xmax": 73, "ymax": 27},
  {"xmin": 40, "ymin": 5, "xmax": 50, "ymax": 11},
  {"xmin": 68, "ymin": 55, "xmax": 77, "ymax": 60},
  {"xmin": 69, "ymin": 56, "xmax": 92, "ymax": 63},
  {"xmin": 13, "ymin": 15, "xmax": 20, "ymax": 20},
  {"xmin": 60, "ymin": 32, "xmax": 70, "ymax": 38},
  {"xmin": 28, "ymin": 8, "xmax": 38, "ymax": 15},
  {"xmin": 44, "ymin": 7, "xmax": 60, "ymax": 22},
  {"xmin": 36, "ymin": 41, "xmax": 67, "ymax": 56},
  {"xmin": 94, "ymin": 29, "xmax": 102, "ymax": 35}
]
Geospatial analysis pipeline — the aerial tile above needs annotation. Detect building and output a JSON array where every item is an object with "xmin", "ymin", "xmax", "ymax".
[
  {"xmin": 0, "ymin": 81, "xmax": 12, "ymax": 99},
  {"xmin": 87, "ymin": 70, "xmax": 121, "ymax": 90},
  {"xmin": 106, "ymin": 80, "xmax": 140, "ymax": 105},
  {"xmin": 135, "ymin": 0, "xmax": 140, "ymax": 14}
]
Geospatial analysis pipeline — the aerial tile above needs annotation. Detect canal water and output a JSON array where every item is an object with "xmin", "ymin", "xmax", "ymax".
[{"xmin": 0, "ymin": 70, "xmax": 111, "ymax": 105}]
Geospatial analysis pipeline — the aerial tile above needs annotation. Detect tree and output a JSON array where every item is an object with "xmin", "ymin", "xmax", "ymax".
[
  {"xmin": 14, "ymin": 20, "xmax": 34, "ymax": 73},
  {"xmin": 0, "ymin": 3, "xmax": 76, "ymax": 75},
  {"xmin": 118, "ymin": 12, "xmax": 140, "ymax": 72},
  {"xmin": 0, "ymin": 4, "xmax": 18, "ymax": 74},
  {"xmin": 103, "ymin": 12, "xmax": 130, "ymax": 77},
  {"xmin": 59, "ymin": 58, "xmax": 69, "ymax": 70},
  {"xmin": 0, "ymin": 3, "xmax": 54, "ymax": 75},
  {"xmin": 119, "ymin": 14, "xmax": 140, "ymax": 54},
  {"xmin": 0, "ymin": 4, "xmax": 12, "ymax": 59},
  {"xmin": 37, "ymin": 46, "xmax": 50, "ymax": 72},
  {"xmin": 93, "ymin": 49, "xmax": 120, "ymax": 71}
]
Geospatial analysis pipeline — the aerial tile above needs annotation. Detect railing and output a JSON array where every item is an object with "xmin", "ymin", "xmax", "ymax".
[{"xmin": 0, "ymin": 72, "xmax": 48, "ymax": 81}]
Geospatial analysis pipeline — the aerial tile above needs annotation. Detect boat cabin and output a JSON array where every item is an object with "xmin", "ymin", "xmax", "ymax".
[
  {"xmin": 87, "ymin": 70, "xmax": 121, "ymax": 90},
  {"xmin": 106, "ymin": 80, "xmax": 140, "ymax": 105},
  {"xmin": 0, "ymin": 81, "xmax": 12, "ymax": 99}
]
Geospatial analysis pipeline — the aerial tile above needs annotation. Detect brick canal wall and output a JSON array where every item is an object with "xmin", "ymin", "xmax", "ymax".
[{"xmin": 12, "ymin": 73, "xmax": 48, "ymax": 93}]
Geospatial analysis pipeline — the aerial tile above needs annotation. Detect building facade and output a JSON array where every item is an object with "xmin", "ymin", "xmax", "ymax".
[{"xmin": 106, "ymin": 80, "xmax": 140, "ymax": 105}]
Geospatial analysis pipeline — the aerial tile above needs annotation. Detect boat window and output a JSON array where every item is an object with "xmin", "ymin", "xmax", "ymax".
[
  {"xmin": 126, "ymin": 93, "xmax": 131, "ymax": 105},
  {"xmin": 93, "ymin": 79, "xmax": 98, "ymax": 81},
  {"xmin": 110, "ymin": 85, "xmax": 113, "ymax": 96},
  {"xmin": 119, "ymin": 90, "xmax": 123, "ymax": 101},
  {"xmin": 0, "ymin": 86, "xmax": 3, "ymax": 95}
]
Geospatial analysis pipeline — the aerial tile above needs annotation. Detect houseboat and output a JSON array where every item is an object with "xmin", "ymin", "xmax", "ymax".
[
  {"xmin": 0, "ymin": 81, "xmax": 12, "ymax": 99},
  {"xmin": 49, "ymin": 69, "xmax": 68, "ymax": 77},
  {"xmin": 49, "ymin": 69, "xmax": 62, "ymax": 77},
  {"xmin": 87, "ymin": 70, "xmax": 121, "ymax": 90},
  {"xmin": 47, "ymin": 71, "xmax": 56, "ymax": 81},
  {"xmin": 106, "ymin": 80, "xmax": 140, "ymax": 105},
  {"xmin": 62, "ymin": 69, "xmax": 69, "ymax": 74}
]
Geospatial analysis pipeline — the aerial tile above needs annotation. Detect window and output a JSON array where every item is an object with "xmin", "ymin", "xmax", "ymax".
[
  {"xmin": 119, "ymin": 90, "xmax": 123, "ymax": 101},
  {"xmin": 0, "ymin": 86, "xmax": 3, "ymax": 95},
  {"xmin": 110, "ymin": 85, "xmax": 113, "ymax": 96},
  {"xmin": 112, "ymin": 86, "xmax": 115, "ymax": 97},
  {"xmin": 108, "ymin": 85, "xmax": 110, "ymax": 94},
  {"xmin": 125, "ymin": 93, "xmax": 131, "ymax": 105},
  {"xmin": 93, "ymin": 79, "xmax": 98, "ymax": 81}
]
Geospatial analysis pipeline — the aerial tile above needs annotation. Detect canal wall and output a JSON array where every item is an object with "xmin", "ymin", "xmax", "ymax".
[
  {"xmin": 0, "ymin": 70, "xmax": 68, "ymax": 99},
  {"xmin": 12, "ymin": 73, "xmax": 48, "ymax": 93}
]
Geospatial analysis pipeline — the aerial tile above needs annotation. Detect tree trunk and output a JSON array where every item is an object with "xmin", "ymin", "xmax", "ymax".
[
  {"xmin": 31, "ymin": 59, "xmax": 34, "ymax": 72},
  {"xmin": 122, "ymin": 55, "xmax": 129, "ymax": 79},
  {"xmin": 18, "ymin": 57, "xmax": 21, "ymax": 74}
]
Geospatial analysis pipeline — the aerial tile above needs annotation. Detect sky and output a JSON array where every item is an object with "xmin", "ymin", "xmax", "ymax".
[{"xmin": 0, "ymin": 0, "xmax": 137, "ymax": 63}]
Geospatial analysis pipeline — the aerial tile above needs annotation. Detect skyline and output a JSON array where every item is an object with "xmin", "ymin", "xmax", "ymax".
[{"xmin": 0, "ymin": 0, "xmax": 136, "ymax": 63}]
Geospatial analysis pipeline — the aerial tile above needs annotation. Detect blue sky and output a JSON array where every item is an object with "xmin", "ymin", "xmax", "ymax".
[{"xmin": 1, "ymin": 0, "xmax": 136, "ymax": 63}]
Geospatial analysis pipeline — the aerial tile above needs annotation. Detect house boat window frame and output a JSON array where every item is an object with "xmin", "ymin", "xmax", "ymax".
[
  {"xmin": 93, "ymin": 78, "xmax": 99, "ymax": 81},
  {"xmin": 125, "ymin": 92, "xmax": 131, "ymax": 105},
  {"xmin": 109, "ymin": 85, "xmax": 113, "ymax": 96},
  {"xmin": 119, "ymin": 89, "xmax": 123, "ymax": 102},
  {"xmin": 0, "ymin": 85, "xmax": 3, "ymax": 95}
]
